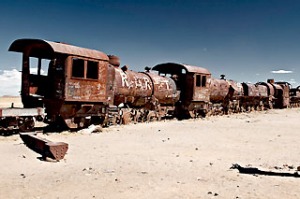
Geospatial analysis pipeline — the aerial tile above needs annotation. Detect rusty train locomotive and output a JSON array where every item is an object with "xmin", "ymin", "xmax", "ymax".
[{"xmin": 1, "ymin": 38, "xmax": 300, "ymax": 132}]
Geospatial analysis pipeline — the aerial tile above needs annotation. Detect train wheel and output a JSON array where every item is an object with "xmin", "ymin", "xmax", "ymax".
[
  {"xmin": 189, "ymin": 111, "xmax": 196, "ymax": 118},
  {"xmin": 146, "ymin": 111, "xmax": 157, "ymax": 122},
  {"xmin": 77, "ymin": 117, "xmax": 91, "ymax": 129},
  {"xmin": 19, "ymin": 117, "xmax": 35, "ymax": 132},
  {"xmin": 122, "ymin": 111, "xmax": 132, "ymax": 125}
]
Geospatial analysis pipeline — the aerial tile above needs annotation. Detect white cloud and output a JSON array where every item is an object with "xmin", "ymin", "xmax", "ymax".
[
  {"xmin": 0, "ymin": 68, "xmax": 47, "ymax": 96},
  {"xmin": 0, "ymin": 69, "xmax": 21, "ymax": 96},
  {"xmin": 271, "ymin": 69, "xmax": 293, "ymax": 74}
]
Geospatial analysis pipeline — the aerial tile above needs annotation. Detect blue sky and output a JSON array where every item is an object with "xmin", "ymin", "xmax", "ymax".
[{"xmin": 0, "ymin": 0, "xmax": 299, "ymax": 95}]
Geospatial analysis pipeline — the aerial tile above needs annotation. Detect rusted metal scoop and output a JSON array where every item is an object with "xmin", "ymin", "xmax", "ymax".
[{"xmin": 19, "ymin": 132, "xmax": 68, "ymax": 161}]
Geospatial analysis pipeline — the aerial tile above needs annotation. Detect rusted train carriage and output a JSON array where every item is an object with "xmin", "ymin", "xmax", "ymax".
[
  {"xmin": 9, "ymin": 39, "xmax": 114, "ymax": 129},
  {"xmin": 240, "ymin": 82, "xmax": 269, "ymax": 111},
  {"xmin": 274, "ymin": 81, "xmax": 290, "ymax": 108},
  {"xmin": 2, "ymin": 38, "xmax": 294, "ymax": 133},
  {"xmin": 8, "ymin": 39, "xmax": 182, "ymax": 128},
  {"xmin": 152, "ymin": 63, "xmax": 211, "ymax": 118},
  {"xmin": 111, "ymin": 61, "xmax": 180, "ymax": 123},
  {"xmin": 209, "ymin": 77, "xmax": 243, "ymax": 114},
  {"xmin": 289, "ymin": 86, "xmax": 300, "ymax": 107},
  {"xmin": 257, "ymin": 80, "xmax": 290, "ymax": 108}
]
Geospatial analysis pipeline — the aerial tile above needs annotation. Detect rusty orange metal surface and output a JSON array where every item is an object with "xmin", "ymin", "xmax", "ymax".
[
  {"xmin": 113, "ymin": 67, "xmax": 153, "ymax": 106},
  {"xmin": 9, "ymin": 39, "xmax": 108, "ymax": 61},
  {"xmin": 210, "ymin": 78, "xmax": 230, "ymax": 102},
  {"xmin": 20, "ymin": 132, "xmax": 68, "ymax": 160},
  {"xmin": 256, "ymin": 82, "xmax": 275, "ymax": 97},
  {"xmin": 290, "ymin": 86, "xmax": 300, "ymax": 106},
  {"xmin": 152, "ymin": 63, "xmax": 211, "ymax": 103},
  {"xmin": 227, "ymin": 80, "xmax": 243, "ymax": 98},
  {"xmin": 143, "ymin": 72, "xmax": 180, "ymax": 105},
  {"xmin": 256, "ymin": 85, "xmax": 268, "ymax": 97},
  {"xmin": 275, "ymin": 82, "xmax": 290, "ymax": 108},
  {"xmin": 242, "ymin": 83, "xmax": 260, "ymax": 97}
]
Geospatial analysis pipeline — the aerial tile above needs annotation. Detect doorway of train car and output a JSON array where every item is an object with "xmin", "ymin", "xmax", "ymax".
[
  {"xmin": 20, "ymin": 54, "xmax": 65, "ymax": 109},
  {"xmin": 21, "ymin": 54, "xmax": 51, "ymax": 108},
  {"xmin": 46, "ymin": 56, "xmax": 65, "ymax": 100}
]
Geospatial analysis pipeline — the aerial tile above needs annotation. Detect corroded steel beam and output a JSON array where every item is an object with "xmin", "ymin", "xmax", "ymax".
[
  {"xmin": 0, "ymin": 107, "xmax": 44, "ymax": 117},
  {"xmin": 19, "ymin": 132, "xmax": 68, "ymax": 161}
]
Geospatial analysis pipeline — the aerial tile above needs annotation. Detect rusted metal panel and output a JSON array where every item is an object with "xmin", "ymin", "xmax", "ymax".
[
  {"xmin": 182, "ymin": 64, "xmax": 211, "ymax": 74},
  {"xmin": 256, "ymin": 85, "xmax": 268, "ymax": 97},
  {"xmin": 290, "ymin": 86, "xmax": 300, "ymax": 105},
  {"xmin": 210, "ymin": 78, "xmax": 230, "ymax": 102},
  {"xmin": 65, "ymin": 80, "xmax": 108, "ymax": 101},
  {"xmin": 108, "ymin": 55, "xmax": 120, "ymax": 67},
  {"xmin": 193, "ymin": 88, "xmax": 210, "ymax": 102},
  {"xmin": 242, "ymin": 83, "xmax": 260, "ymax": 97},
  {"xmin": 143, "ymin": 72, "xmax": 180, "ymax": 105},
  {"xmin": 152, "ymin": 62, "xmax": 211, "ymax": 75},
  {"xmin": 275, "ymin": 82, "xmax": 290, "ymax": 107},
  {"xmin": 290, "ymin": 87, "xmax": 300, "ymax": 98},
  {"xmin": 9, "ymin": 39, "xmax": 108, "ymax": 61},
  {"xmin": 227, "ymin": 80, "xmax": 243, "ymax": 97},
  {"xmin": 20, "ymin": 132, "xmax": 68, "ymax": 160},
  {"xmin": 192, "ymin": 76, "xmax": 210, "ymax": 102},
  {"xmin": 272, "ymin": 83, "xmax": 284, "ymax": 99},
  {"xmin": 65, "ymin": 59, "xmax": 110, "ymax": 102},
  {"xmin": 256, "ymin": 82, "xmax": 275, "ymax": 96},
  {"xmin": 113, "ymin": 67, "xmax": 152, "ymax": 106}
]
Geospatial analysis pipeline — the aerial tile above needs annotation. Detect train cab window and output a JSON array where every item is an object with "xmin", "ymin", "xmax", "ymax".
[
  {"xmin": 196, "ymin": 75, "xmax": 207, "ymax": 87},
  {"xmin": 87, "ymin": 61, "xmax": 98, "ymax": 79},
  {"xmin": 202, "ymin": 76, "xmax": 207, "ymax": 87},
  {"xmin": 29, "ymin": 57, "xmax": 49, "ymax": 75},
  {"xmin": 72, "ymin": 58, "xmax": 84, "ymax": 78},
  {"xmin": 196, "ymin": 75, "xmax": 201, "ymax": 87}
]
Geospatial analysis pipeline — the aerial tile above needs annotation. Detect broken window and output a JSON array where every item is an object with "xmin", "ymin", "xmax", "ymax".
[
  {"xmin": 196, "ymin": 75, "xmax": 201, "ymax": 87},
  {"xmin": 87, "ymin": 61, "xmax": 98, "ymax": 79},
  {"xmin": 196, "ymin": 75, "xmax": 207, "ymax": 87},
  {"xmin": 72, "ymin": 58, "xmax": 84, "ymax": 78},
  {"xmin": 202, "ymin": 76, "xmax": 207, "ymax": 87},
  {"xmin": 29, "ymin": 57, "xmax": 49, "ymax": 75}
]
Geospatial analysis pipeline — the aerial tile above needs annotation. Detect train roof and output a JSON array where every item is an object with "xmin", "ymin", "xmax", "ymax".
[
  {"xmin": 9, "ymin": 38, "xmax": 109, "ymax": 61},
  {"xmin": 152, "ymin": 62, "xmax": 211, "ymax": 75}
]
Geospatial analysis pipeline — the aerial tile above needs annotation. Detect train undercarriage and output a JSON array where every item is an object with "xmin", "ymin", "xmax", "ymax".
[{"xmin": 0, "ymin": 107, "xmax": 45, "ymax": 135}]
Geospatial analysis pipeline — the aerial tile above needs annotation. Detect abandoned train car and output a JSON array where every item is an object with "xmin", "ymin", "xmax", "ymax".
[{"xmin": 0, "ymin": 38, "xmax": 296, "ymax": 132}]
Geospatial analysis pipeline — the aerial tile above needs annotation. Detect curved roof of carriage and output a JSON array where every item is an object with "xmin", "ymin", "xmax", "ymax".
[
  {"xmin": 152, "ymin": 62, "xmax": 211, "ymax": 75},
  {"xmin": 9, "ymin": 38, "xmax": 109, "ymax": 61}
]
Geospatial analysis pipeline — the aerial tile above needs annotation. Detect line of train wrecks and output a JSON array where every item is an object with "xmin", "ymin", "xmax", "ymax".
[{"xmin": 1, "ymin": 38, "xmax": 300, "ymax": 134}]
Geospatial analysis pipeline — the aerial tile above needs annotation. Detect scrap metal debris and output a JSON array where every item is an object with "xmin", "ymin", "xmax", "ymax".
[
  {"xmin": 20, "ymin": 132, "xmax": 68, "ymax": 161},
  {"xmin": 230, "ymin": 163, "xmax": 300, "ymax": 178}
]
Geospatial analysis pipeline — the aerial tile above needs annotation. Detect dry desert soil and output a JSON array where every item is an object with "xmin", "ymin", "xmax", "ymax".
[{"xmin": 1, "ymin": 97, "xmax": 300, "ymax": 199}]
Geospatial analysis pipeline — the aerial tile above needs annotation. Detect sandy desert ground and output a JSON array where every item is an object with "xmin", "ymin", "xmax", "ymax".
[
  {"xmin": 1, "ymin": 97, "xmax": 300, "ymax": 199},
  {"xmin": 0, "ymin": 96, "xmax": 23, "ymax": 108}
]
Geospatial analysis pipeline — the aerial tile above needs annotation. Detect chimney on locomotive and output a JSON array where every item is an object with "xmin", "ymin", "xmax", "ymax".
[
  {"xmin": 267, "ymin": 79, "xmax": 275, "ymax": 84},
  {"xmin": 108, "ymin": 55, "xmax": 120, "ymax": 67}
]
